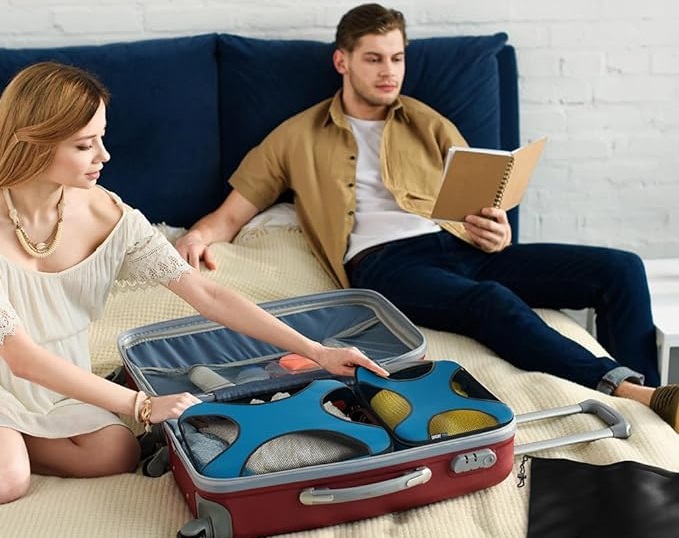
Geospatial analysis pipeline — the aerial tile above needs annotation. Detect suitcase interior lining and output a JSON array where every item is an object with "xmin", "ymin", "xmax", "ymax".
[{"xmin": 123, "ymin": 304, "xmax": 419, "ymax": 396}]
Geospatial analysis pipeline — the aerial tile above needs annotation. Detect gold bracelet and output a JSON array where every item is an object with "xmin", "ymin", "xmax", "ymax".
[
  {"xmin": 133, "ymin": 391, "xmax": 143, "ymax": 420},
  {"xmin": 133, "ymin": 391, "xmax": 147, "ymax": 422},
  {"xmin": 139, "ymin": 396, "xmax": 153, "ymax": 433}
]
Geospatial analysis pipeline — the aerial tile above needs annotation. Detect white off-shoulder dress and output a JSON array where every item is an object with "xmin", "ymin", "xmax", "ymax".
[{"xmin": 0, "ymin": 189, "xmax": 191, "ymax": 438}]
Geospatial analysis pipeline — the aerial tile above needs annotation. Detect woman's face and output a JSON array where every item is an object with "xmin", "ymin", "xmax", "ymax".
[{"xmin": 41, "ymin": 100, "xmax": 110, "ymax": 189}]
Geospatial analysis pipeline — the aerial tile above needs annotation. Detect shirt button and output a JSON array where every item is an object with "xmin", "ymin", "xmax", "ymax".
[
  {"xmin": 348, "ymin": 210, "xmax": 355, "ymax": 216},
  {"xmin": 347, "ymin": 182, "xmax": 354, "ymax": 188},
  {"xmin": 349, "ymin": 155, "xmax": 356, "ymax": 160}
]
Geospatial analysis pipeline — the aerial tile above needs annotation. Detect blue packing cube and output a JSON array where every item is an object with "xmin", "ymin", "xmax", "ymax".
[
  {"xmin": 178, "ymin": 379, "xmax": 393, "ymax": 478},
  {"xmin": 355, "ymin": 360, "xmax": 514, "ymax": 447}
]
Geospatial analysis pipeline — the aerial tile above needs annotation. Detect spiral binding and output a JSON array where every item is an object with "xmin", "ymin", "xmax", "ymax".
[{"xmin": 493, "ymin": 157, "xmax": 515, "ymax": 208}]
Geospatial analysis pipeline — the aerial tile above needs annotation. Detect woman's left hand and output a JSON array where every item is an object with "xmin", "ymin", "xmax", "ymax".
[{"xmin": 312, "ymin": 346, "xmax": 389, "ymax": 378}]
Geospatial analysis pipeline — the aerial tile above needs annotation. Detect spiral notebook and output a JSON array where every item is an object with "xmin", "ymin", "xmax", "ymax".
[{"xmin": 430, "ymin": 137, "xmax": 547, "ymax": 222}]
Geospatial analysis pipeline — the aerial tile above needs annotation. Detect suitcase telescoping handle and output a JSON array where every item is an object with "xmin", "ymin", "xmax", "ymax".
[
  {"xmin": 513, "ymin": 399, "xmax": 631, "ymax": 456},
  {"xmin": 298, "ymin": 467, "xmax": 432, "ymax": 505},
  {"xmin": 298, "ymin": 400, "xmax": 629, "ymax": 505}
]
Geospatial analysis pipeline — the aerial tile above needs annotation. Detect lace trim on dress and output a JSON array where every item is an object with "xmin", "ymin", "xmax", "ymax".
[
  {"xmin": 0, "ymin": 307, "xmax": 18, "ymax": 346},
  {"xmin": 115, "ymin": 236, "xmax": 192, "ymax": 291}
]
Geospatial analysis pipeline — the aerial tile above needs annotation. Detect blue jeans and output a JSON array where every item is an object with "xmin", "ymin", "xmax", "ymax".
[{"xmin": 347, "ymin": 231, "xmax": 659, "ymax": 390}]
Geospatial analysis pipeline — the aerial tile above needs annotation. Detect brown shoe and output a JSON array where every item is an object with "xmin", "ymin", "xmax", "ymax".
[{"xmin": 650, "ymin": 385, "xmax": 679, "ymax": 432}]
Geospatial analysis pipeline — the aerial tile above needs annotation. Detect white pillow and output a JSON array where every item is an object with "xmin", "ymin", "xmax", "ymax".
[
  {"xmin": 241, "ymin": 203, "xmax": 298, "ymax": 233},
  {"xmin": 153, "ymin": 203, "xmax": 300, "ymax": 245}
]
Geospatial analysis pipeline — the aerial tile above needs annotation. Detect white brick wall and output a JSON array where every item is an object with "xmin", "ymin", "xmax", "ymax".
[{"xmin": 1, "ymin": 0, "xmax": 678, "ymax": 257}]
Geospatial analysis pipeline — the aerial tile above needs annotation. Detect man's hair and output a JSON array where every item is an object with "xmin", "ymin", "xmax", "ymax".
[
  {"xmin": 0, "ymin": 61, "xmax": 110, "ymax": 188},
  {"xmin": 335, "ymin": 3, "xmax": 407, "ymax": 52}
]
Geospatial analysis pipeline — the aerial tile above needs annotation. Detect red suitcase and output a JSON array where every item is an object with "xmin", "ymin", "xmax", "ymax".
[{"xmin": 117, "ymin": 289, "xmax": 630, "ymax": 538}]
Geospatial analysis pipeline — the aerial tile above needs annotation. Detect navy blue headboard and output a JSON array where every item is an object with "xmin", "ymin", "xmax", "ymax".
[{"xmin": 1, "ymin": 33, "xmax": 520, "ymax": 235}]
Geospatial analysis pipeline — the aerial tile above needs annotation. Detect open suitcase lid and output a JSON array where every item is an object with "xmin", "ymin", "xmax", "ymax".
[{"xmin": 117, "ymin": 289, "xmax": 426, "ymax": 400}]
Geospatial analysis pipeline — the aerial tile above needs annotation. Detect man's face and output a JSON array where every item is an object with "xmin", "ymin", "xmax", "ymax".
[{"xmin": 335, "ymin": 29, "xmax": 405, "ymax": 118}]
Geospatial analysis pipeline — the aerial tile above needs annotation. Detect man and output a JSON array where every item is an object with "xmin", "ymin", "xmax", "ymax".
[{"xmin": 176, "ymin": 3, "xmax": 679, "ymax": 431}]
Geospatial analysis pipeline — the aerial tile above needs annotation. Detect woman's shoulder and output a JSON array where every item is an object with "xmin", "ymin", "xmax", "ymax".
[
  {"xmin": 70, "ymin": 185, "xmax": 141, "ymax": 245},
  {"xmin": 87, "ymin": 186, "xmax": 150, "ymax": 228},
  {"xmin": 90, "ymin": 185, "xmax": 127, "ymax": 213}
]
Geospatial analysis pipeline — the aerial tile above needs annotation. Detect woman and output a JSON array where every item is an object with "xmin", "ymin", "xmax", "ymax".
[{"xmin": 0, "ymin": 61, "xmax": 387, "ymax": 504}]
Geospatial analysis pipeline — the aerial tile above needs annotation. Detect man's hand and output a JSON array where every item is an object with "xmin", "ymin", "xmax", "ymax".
[
  {"xmin": 175, "ymin": 190, "xmax": 261, "ymax": 270},
  {"xmin": 463, "ymin": 207, "xmax": 512, "ymax": 253},
  {"xmin": 175, "ymin": 230, "xmax": 217, "ymax": 270}
]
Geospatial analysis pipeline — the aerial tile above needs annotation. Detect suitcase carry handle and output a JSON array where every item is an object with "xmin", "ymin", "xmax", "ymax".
[
  {"xmin": 514, "ymin": 399, "xmax": 631, "ymax": 456},
  {"xmin": 298, "ymin": 466, "xmax": 432, "ymax": 505}
]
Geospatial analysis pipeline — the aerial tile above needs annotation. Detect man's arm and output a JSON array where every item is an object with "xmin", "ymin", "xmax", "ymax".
[{"xmin": 176, "ymin": 190, "xmax": 260, "ymax": 269}]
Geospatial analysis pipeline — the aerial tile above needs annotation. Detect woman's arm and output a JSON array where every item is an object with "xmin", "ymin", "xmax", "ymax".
[
  {"xmin": 167, "ymin": 271, "xmax": 389, "ymax": 378},
  {"xmin": 1, "ymin": 328, "xmax": 199, "ymax": 423}
]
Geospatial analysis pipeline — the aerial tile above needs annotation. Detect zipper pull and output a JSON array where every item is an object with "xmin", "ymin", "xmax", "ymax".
[{"xmin": 517, "ymin": 455, "xmax": 529, "ymax": 488}]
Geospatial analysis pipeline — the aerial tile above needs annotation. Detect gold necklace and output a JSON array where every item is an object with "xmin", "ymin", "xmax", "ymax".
[{"xmin": 2, "ymin": 187, "xmax": 65, "ymax": 259}]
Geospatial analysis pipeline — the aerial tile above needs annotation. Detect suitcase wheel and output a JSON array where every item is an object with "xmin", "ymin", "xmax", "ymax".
[
  {"xmin": 177, "ymin": 517, "xmax": 215, "ymax": 538},
  {"xmin": 142, "ymin": 446, "xmax": 170, "ymax": 477}
]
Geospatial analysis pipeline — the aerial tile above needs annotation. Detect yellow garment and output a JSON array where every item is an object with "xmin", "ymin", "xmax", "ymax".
[
  {"xmin": 369, "ymin": 388, "xmax": 498, "ymax": 438},
  {"xmin": 230, "ymin": 91, "xmax": 471, "ymax": 288}
]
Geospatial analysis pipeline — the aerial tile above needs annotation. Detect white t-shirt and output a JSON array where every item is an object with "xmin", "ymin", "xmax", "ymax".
[{"xmin": 344, "ymin": 116, "xmax": 440, "ymax": 263}]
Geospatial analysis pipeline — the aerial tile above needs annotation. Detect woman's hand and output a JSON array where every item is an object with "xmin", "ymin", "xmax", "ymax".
[
  {"xmin": 463, "ymin": 207, "xmax": 512, "ymax": 253},
  {"xmin": 312, "ymin": 346, "xmax": 389, "ymax": 378},
  {"xmin": 149, "ymin": 392, "xmax": 202, "ymax": 423}
]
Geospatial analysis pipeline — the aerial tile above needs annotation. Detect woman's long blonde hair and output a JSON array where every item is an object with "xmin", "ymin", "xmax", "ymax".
[{"xmin": 0, "ymin": 61, "xmax": 110, "ymax": 188}]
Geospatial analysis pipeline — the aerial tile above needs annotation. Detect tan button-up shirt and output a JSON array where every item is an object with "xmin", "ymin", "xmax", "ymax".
[{"xmin": 230, "ymin": 91, "xmax": 470, "ymax": 288}]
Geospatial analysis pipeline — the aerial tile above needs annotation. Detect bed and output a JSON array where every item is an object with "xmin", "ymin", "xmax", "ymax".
[{"xmin": 1, "ymin": 208, "xmax": 677, "ymax": 537}]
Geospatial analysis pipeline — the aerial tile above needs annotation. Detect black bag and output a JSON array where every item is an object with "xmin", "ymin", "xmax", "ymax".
[{"xmin": 527, "ymin": 457, "xmax": 679, "ymax": 538}]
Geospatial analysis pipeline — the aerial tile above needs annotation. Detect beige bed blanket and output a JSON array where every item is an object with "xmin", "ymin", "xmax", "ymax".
[{"xmin": 1, "ymin": 227, "xmax": 677, "ymax": 538}]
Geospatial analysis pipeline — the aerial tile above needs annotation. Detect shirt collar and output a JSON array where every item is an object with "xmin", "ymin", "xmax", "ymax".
[{"xmin": 324, "ymin": 90, "xmax": 410, "ymax": 128}]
